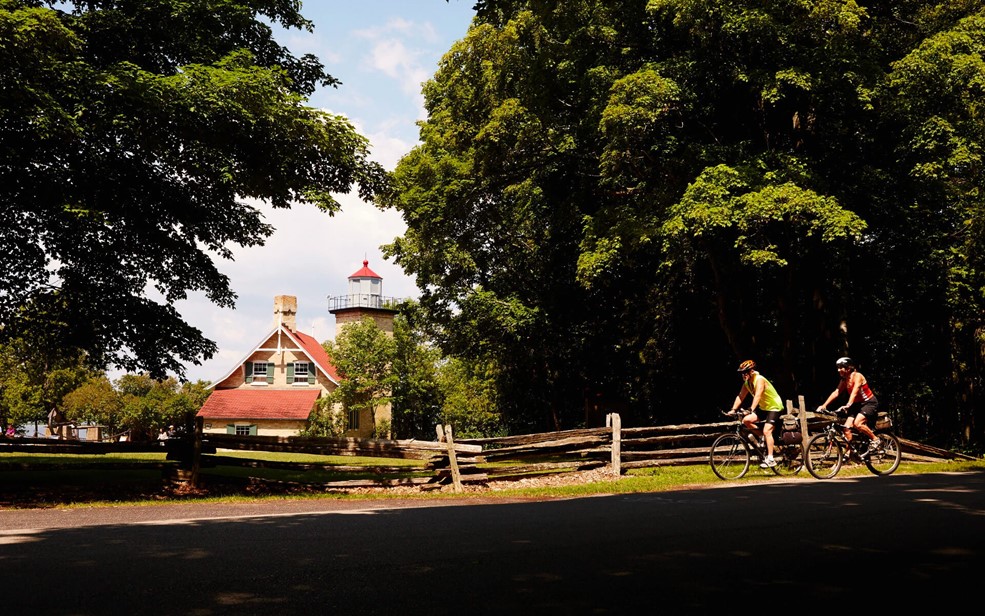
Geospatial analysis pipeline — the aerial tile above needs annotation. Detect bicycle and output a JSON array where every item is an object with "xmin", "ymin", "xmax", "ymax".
[
  {"xmin": 709, "ymin": 410, "xmax": 804, "ymax": 480},
  {"xmin": 805, "ymin": 409, "xmax": 902, "ymax": 479}
]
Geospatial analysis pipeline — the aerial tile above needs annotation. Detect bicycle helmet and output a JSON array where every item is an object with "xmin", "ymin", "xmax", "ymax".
[
  {"xmin": 836, "ymin": 357, "xmax": 854, "ymax": 368},
  {"xmin": 737, "ymin": 359, "xmax": 756, "ymax": 373}
]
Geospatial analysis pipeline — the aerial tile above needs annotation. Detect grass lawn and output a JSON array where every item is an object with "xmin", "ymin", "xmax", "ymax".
[
  {"xmin": 2, "ymin": 450, "xmax": 983, "ymax": 509},
  {"xmin": 0, "ymin": 449, "xmax": 429, "ymax": 508}
]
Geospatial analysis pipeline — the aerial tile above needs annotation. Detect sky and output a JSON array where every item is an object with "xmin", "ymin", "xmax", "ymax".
[{"xmin": 169, "ymin": 1, "xmax": 477, "ymax": 384}]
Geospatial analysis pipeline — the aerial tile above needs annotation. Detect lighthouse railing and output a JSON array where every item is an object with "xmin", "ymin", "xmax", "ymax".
[{"xmin": 327, "ymin": 294, "xmax": 404, "ymax": 311}]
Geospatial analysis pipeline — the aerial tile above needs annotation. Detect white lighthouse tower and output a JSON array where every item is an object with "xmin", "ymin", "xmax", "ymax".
[{"xmin": 328, "ymin": 259, "xmax": 400, "ymax": 335}]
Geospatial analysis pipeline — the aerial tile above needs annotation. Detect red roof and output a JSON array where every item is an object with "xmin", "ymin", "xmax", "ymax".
[
  {"xmin": 197, "ymin": 389, "xmax": 320, "ymax": 420},
  {"xmin": 349, "ymin": 259, "xmax": 381, "ymax": 279},
  {"xmin": 288, "ymin": 329, "xmax": 339, "ymax": 381}
]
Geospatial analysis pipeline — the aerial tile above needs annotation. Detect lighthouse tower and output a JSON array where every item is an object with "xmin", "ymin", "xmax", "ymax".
[{"xmin": 328, "ymin": 259, "xmax": 399, "ymax": 335}]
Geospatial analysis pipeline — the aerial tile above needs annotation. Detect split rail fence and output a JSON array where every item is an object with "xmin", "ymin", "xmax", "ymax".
[{"xmin": 1, "ymin": 397, "xmax": 975, "ymax": 494}]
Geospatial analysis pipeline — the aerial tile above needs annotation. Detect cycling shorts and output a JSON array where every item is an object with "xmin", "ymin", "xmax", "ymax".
[
  {"xmin": 748, "ymin": 409, "xmax": 782, "ymax": 428},
  {"xmin": 851, "ymin": 398, "xmax": 879, "ymax": 419}
]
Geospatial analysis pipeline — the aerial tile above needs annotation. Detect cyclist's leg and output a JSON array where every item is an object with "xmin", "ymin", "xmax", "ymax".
[
  {"xmin": 855, "ymin": 415, "xmax": 875, "ymax": 450},
  {"xmin": 856, "ymin": 401, "xmax": 880, "ymax": 443},
  {"xmin": 761, "ymin": 411, "xmax": 781, "ymax": 458},
  {"xmin": 742, "ymin": 411, "xmax": 761, "ymax": 436},
  {"xmin": 842, "ymin": 413, "xmax": 854, "ymax": 443},
  {"xmin": 840, "ymin": 410, "xmax": 869, "ymax": 461},
  {"xmin": 757, "ymin": 411, "xmax": 782, "ymax": 468}
]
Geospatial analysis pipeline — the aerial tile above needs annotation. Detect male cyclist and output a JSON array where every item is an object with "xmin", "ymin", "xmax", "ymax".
[
  {"xmin": 729, "ymin": 360, "xmax": 785, "ymax": 468},
  {"xmin": 816, "ymin": 357, "xmax": 882, "ymax": 454}
]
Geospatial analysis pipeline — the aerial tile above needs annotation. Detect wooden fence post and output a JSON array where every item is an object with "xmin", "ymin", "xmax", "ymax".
[
  {"xmin": 609, "ymin": 413, "xmax": 621, "ymax": 477},
  {"xmin": 444, "ymin": 424, "xmax": 463, "ymax": 493},
  {"xmin": 798, "ymin": 395, "xmax": 809, "ymax": 438},
  {"xmin": 191, "ymin": 415, "xmax": 203, "ymax": 487}
]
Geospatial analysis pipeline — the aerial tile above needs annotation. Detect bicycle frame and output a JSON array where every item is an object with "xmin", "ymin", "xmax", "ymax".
[
  {"xmin": 805, "ymin": 412, "xmax": 902, "ymax": 479},
  {"xmin": 709, "ymin": 410, "xmax": 804, "ymax": 480}
]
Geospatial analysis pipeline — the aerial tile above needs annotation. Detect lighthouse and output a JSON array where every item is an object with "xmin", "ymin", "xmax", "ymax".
[{"xmin": 327, "ymin": 259, "xmax": 400, "ymax": 335}]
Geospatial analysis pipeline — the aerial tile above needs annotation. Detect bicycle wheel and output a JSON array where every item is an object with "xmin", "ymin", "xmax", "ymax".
[
  {"xmin": 806, "ymin": 433, "xmax": 843, "ymax": 479},
  {"xmin": 865, "ymin": 431, "xmax": 902, "ymax": 476},
  {"xmin": 709, "ymin": 433, "xmax": 751, "ymax": 480},
  {"xmin": 772, "ymin": 442, "xmax": 804, "ymax": 476}
]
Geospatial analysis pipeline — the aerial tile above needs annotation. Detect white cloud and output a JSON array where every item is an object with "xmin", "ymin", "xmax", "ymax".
[
  {"xmin": 166, "ymin": 192, "xmax": 416, "ymax": 384},
  {"xmin": 366, "ymin": 130, "xmax": 416, "ymax": 171},
  {"xmin": 351, "ymin": 17, "xmax": 438, "ymax": 122},
  {"xmin": 119, "ymin": 4, "xmax": 475, "ymax": 384}
]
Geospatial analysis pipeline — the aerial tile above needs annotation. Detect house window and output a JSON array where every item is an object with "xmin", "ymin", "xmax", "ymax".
[
  {"xmin": 252, "ymin": 361, "xmax": 268, "ymax": 385},
  {"xmin": 226, "ymin": 424, "xmax": 257, "ymax": 435},
  {"xmin": 347, "ymin": 408, "xmax": 359, "ymax": 431},
  {"xmin": 293, "ymin": 362, "xmax": 309, "ymax": 384}
]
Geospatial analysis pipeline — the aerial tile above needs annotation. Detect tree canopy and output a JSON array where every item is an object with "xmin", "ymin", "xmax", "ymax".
[
  {"xmin": 0, "ymin": 337, "xmax": 94, "ymax": 428},
  {"xmin": 60, "ymin": 373, "xmax": 210, "ymax": 440},
  {"xmin": 0, "ymin": 1, "xmax": 387, "ymax": 379},
  {"xmin": 381, "ymin": 0, "xmax": 985, "ymax": 447},
  {"xmin": 321, "ymin": 317, "xmax": 398, "ymax": 438}
]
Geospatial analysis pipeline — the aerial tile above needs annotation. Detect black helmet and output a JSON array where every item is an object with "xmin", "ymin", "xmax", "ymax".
[{"xmin": 836, "ymin": 357, "xmax": 854, "ymax": 368}]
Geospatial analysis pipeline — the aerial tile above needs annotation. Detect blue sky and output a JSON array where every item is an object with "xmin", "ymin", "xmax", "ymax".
[{"xmin": 173, "ymin": 1, "xmax": 476, "ymax": 383}]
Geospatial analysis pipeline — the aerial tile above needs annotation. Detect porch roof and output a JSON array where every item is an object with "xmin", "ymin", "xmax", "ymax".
[{"xmin": 197, "ymin": 388, "xmax": 320, "ymax": 420}]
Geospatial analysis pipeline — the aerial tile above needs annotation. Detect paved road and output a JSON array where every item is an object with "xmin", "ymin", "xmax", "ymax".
[
  {"xmin": 2, "ymin": 471, "xmax": 982, "ymax": 614},
  {"xmin": 0, "ymin": 496, "xmax": 505, "ymax": 532}
]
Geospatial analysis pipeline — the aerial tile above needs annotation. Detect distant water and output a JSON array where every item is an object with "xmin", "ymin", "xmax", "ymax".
[{"xmin": 15, "ymin": 423, "xmax": 101, "ymax": 440}]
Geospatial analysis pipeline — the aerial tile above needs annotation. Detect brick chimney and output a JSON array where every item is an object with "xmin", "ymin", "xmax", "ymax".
[{"xmin": 273, "ymin": 295, "xmax": 297, "ymax": 331}]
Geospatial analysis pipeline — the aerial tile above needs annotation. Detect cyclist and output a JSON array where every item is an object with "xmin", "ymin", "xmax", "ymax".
[
  {"xmin": 729, "ymin": 360, "xmax": 785, "ymax": 468},
  {"xmin": 816, "ymin": 356, "xmax": 882, "ymax": 454}
]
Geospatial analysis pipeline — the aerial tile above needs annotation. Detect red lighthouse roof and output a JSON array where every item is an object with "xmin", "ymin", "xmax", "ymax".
[{"xmin": 350, "ymin": 259, "xmax": 381, "ymax": 279}]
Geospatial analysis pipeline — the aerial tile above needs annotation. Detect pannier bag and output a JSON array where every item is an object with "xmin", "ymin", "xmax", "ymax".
[
  {"xmin": 780, "ymin": 415, "xmax": 801, "ymax": 444},
  {"xmin": 875, "ymin": 412, "xmax": 892, "ymax": 430}
]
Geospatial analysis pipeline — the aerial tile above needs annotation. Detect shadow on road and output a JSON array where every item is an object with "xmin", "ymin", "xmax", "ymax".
[{"xmin": 2, "ymin": 470, "xmax": 982, "ymax": 614}]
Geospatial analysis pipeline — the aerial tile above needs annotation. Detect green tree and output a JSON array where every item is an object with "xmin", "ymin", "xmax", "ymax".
[
  {"xmin": 436, "ymin": 356, "xmax": 503, "ymax": 438},
  {"xmin": 304, "ymin": 306, "xmax": 502, "ymax": 441},
  {"xmin": 301, "ymin": 396, "xmax": 350, "ymax": 439},
  {"xmin": 390, "ymin": 309, "xmax": 445, "ymax": 440},
  {"xmin": 321, "ymin": 317, "xmax": 398, "ymax": 438},
  {"xmin": 109, "ymin": 373, "xmax": 207, "ymax": 440},
  {"xmin": 383, "ymin": 1, "xmax": 985, "ymax": 447},
  {"xmin": 877, "ymin": 13, "xmax": 985, "ymax": 446},
  {"xmin": 0, "ymin": 1, "xmax": 387, "ymax": 379},
  {"xmin": 60, "ymin": 375, "xmax": 123, "ymax": 434},
  {"xmin": 0, "ymin": 338, "xmax": 94, "ymax": 429}
]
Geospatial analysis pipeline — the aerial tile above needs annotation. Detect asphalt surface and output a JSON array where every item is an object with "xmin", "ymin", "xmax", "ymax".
[
  {"xmin": 0, "ymin": 495, "xmax": 515, "ymax": 531},
  {"xmin": 2, "ymin": 471, "xmax": 982, "ymax": 615}
]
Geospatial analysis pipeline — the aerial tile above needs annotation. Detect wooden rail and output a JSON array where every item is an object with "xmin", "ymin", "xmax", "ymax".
[{"xmin": 1, "ymin": 401, "xmax": 973, "ymax": 493}]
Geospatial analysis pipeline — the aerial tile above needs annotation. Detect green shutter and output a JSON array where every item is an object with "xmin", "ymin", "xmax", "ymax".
[
  {"xmin": 245, "ymin": 363, "xmax": 253, "ymax": 383},
  {"xmin": 249, "ymin": 424, "xmax": 258, "ymax": 436},
  {"xmin": 308, "ymin": 362, "xmax": 316, "ymax": 384},
  {"xmin": 226, "ymin": 424, "xmax": 234, "ymax": 434},
  {"xmin": 266, "ymin": 362, "xmax": 274, "ymax": 384},
  {"xmin": 287, "ymin": 363, "xmax": 294, "ymax": 381}
]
